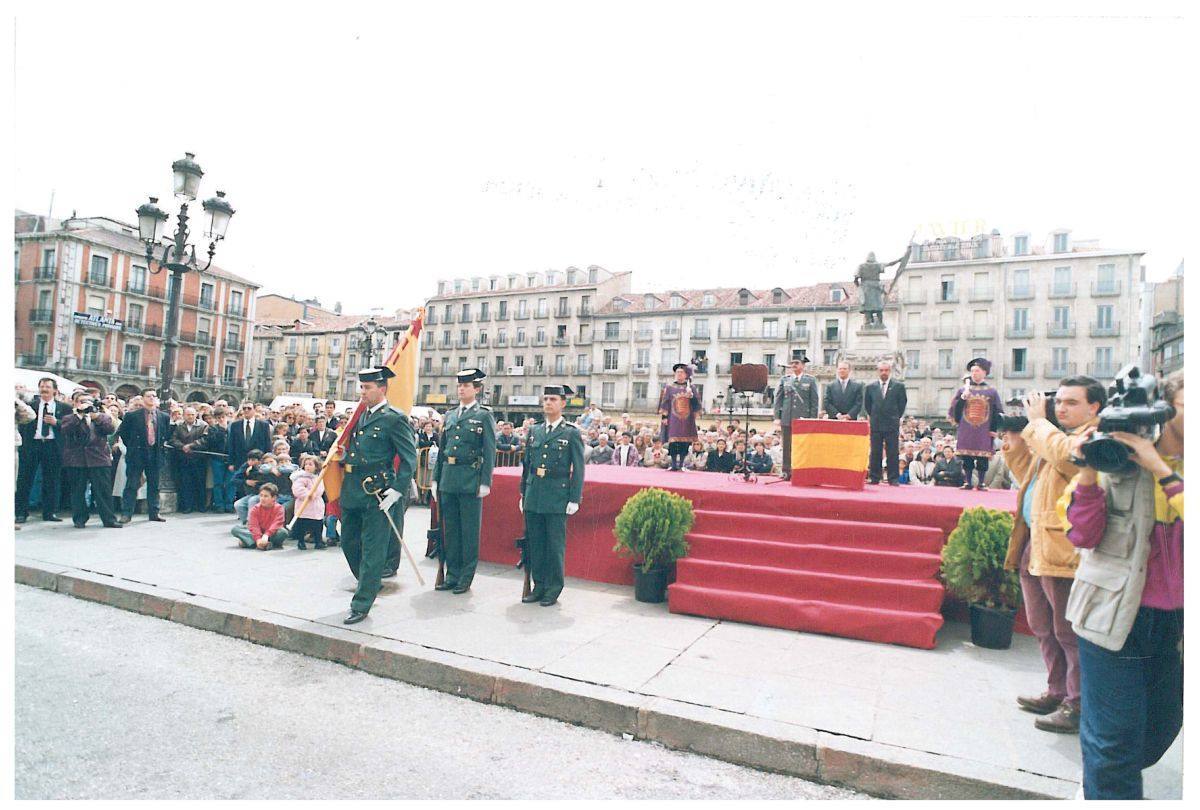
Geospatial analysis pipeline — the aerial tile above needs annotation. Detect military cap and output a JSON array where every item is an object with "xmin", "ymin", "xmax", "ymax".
[
  {"xmin": 790, "ymin": 352, "xmax": 809, "ymax": 365},
  {"xmin": 966, "ymin": 357, "xmax": 992, "ymax": 374},
  {"xmin": 543, "ymin": 384, "xmax": 574, "ymax": 398},
  {"xmin": 357, "ymin": 366, "xmax": 396, "ymax": 383},
  {"xmin": 456, "ymin": 367, "xmax": 486, "ymax": 384}
]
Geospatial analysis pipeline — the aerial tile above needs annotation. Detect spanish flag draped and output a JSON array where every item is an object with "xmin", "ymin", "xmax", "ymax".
[
  {"xmin": 321, "ymin": 308, "xmax": 425, "ymax": 504},
  {"xmin": 789, "ymin": 418, "xmax": 871, "ymax": 491}
]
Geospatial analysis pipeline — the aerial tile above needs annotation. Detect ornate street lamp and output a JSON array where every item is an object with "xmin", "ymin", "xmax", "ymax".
[
  {"xmin": 136, "ymin": 152, "xmax": 235, "ymax": 402},
  {"xmin": 358, "ymin": 317, "xmax": 385, "ymax": 369}
]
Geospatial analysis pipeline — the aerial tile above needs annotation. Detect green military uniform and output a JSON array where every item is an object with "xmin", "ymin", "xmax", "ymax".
[
  {"xmin": 520, "ymin": 404, "xmax": 585, "ymax": 604},
  {"xmin": 340, "ymin": 390, "xmax": 417, "ymax": 617},
  {"xmin": 433, "ymin": 371, "xmax": 497, "ymax": 591}
]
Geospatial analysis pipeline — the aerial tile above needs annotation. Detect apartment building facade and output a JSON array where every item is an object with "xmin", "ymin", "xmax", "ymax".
[
  {"xmin": 1148, "ymin": 261, "xmax": 1184, "ymax": 377},
  {"xmin": 14, "ymin": 210, "xmax": 259, "ymax": 402},
  {"xmin": 419, "ymin": 265, "xmax": 632, "ymax": 419},
  {"xmin": 895, "ymin": 229, "xmax": 1145, "ymax": 416}
]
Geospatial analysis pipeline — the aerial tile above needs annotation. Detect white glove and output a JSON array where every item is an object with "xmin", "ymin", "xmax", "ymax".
[
  {"xmin": 377, "ymin": 488, "xmax": 402, "ymax": 512},
  {"xmin": 565, "ymin": 502, "xmax": 579, "ymax": 515},
  {"xmin": 518, "ymin": 497, "xmax": 523, "ymax": 513},
  {"xmin": 478, "ymin": 484, "xmax": 490, "ymax": 498},
  {"xmin": 430, "ymin": 482, "xmax": 438, "ymax": 501}
]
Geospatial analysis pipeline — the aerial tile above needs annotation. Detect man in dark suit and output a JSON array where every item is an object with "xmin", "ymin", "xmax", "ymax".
[
  {"xmin": 863, "ymin": 360, "xmax": 907, "ymax": 486},
  {"xmin": 227, "ymin": 400, "xmax": 272, "ymax": 473},
  {"xmin": 323, "ymin": 400, "xmax": 343, "ymax": 431},
  {"xmin": 118, "ymin": 388, "xmax": 172, "ymax": 522},
  {"xmin": 16, "ymin": 377, "xmax": 70, "ymax": 523},
  {"xmin": 823, "ymin": 360, "xmax": 865, "ymax": 421},
  {"xmin": 170, "ymin": 406, "xmax": 208, "ymax": 513},
  {"xmin": 309, "ymin": 416, "xmax": 337, "ymax": 458}
]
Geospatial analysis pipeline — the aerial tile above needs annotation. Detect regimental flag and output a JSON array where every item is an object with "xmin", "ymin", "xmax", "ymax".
[
  {"xmin": 320, "ymin": 308, "xmax": 425, "ymax": 504},
  {"xmin": 790, "ymin": 418, "xmax": 870, "ymax": 491}
]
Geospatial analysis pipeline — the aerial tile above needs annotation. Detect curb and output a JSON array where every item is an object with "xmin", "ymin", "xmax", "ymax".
[{"xmin": 16, "ymin": 561, "xmax": 1076, "ymax": 799}]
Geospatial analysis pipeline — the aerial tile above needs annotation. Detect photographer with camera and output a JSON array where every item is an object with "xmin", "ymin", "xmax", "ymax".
[
  {"xmin": 1057, "ymin": 370, "xmax": 1183, "ymax": 800},
  {"xmin": 60, "ymin": 390, "xmax": 122, "ymax": 529},
  {"xmin": 1001, "ymin": 376, "xmax": 1105, "ymax": 734}
]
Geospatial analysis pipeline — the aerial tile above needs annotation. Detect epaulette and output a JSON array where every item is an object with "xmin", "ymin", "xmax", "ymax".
[{"xmin": 388, "ymin": 405, "xmax": 408, "ymax": 417}]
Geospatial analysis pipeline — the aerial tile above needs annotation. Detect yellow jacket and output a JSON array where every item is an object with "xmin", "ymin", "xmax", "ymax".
[{"xmin": 1002, "ymin": 415, "xmax": 1100, "ymax": 578}]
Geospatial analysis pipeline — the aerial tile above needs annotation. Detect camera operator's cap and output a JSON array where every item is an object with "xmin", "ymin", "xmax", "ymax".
[
  {"xmin": 455, "ymin": 367, "xmax": 486, "ymax": 384},
  {"xmin": 966, "ymin": 357, "xmax": 992, "ymax": 373},
  {"xmin": 543, "ymin": 384, "xmax": 574, "ymax": 398},
  {"xmin": 357, "ymin": 366, "xmax": 395, "ymax": 383}
]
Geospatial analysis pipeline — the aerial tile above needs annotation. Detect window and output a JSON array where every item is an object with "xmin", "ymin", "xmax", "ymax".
[
  {"xmin": 1054, "ymin": 232, "xmax": 1069, "ymax": 254},
  {"xmin": 517, "ymin": 300, "xmax": 528, "ymax": 318},
  {"xmin": 1011, "ymin": 347, "xmax": 1027, "ymax": 373},
  {"xmin": 122, "ymin": 344, "xmax": 141, "ymax": 372},
  {"xmin": 309, "ymin": 337, "xmax": 319, "ymax": 354},
  {"xmin": 1053, "ymin": 267, "xmax": 1072, "ymax": 295},
  {"xmin": 636, "ymin": 348, "xmax": 650, "ymax": 368},
  {"xmin": 527, "ymin": 274, "xmax": 537, "ymax": 287},
  {"xmin": 588, "ymin": 267, "xmax": 598, "ymax": 283},
  {"xmin": 566, "ymin": 269, "xmax": 577, "ymax": 285},
  {"xmin": 87, "ymin": 295, "xmax": 105, "ymax": 317},
  {"xmin": 762, "ymin": 318, "xmax": 779, "ymax": 338},
  {"xmin": 729, "ymin": 352, "xmax": 743, "ymax": 365},
  {"xmin": 1096, "ymin": 263, "xmax": 1117, "ymax": 293},
  {"xmin": 670, "ymin": 294, "xmax": 683, "ymax": 309},
  {"xmin": 83, "ymin": 338, "xmax": 101, "ymax": 368},
  {"xmin": 763, "ymin": 353, "xmax": 775, "ymax": 369},
  {"xmin": 498, "ymin": 300, "xmax": 508, "ymax": 318},
  {"xmin": 286, "ymin": 358, "xmax": 297, "ymax": 376},
  {"xmin": 823, "ymin": 349, "xmax": 837, "ymax": 365},
  {"xmin": 644, "ymin": 294, "xmax": 656, "ymax": 310},
  {"xmin": 38, "ymin": 289, "xmax": 52, "ymax": 310},
  {"xmin": 89, "ymin": 255, "xmax": 109, "ymax": 285},
  {"xmin": 494, "ymin": 355, "xmax": 505, "ymax": 371},
  {"xmin": 1012, "ymin": 268, "xmax": 1031, "ymax": 295},
  {"xmin": 972, "ymin": 271, "xmax": 990, "ymax": 295},
  {"xmin": 603, "ymin": 349, "xmax": 619, "ymax": 370},
  {"xmin": 730, "ymin": 317, "xmax": 746, "ymax": 337},
  {"xmin": 1012, "ymin": 308, "xmax": 1029, "ymax": 330},
  {"xmin": 793, "ymin": 319, "xmax": 808, "ymax": 338},
  {"xmin": 576, "ymin": 353, "xmax": 587, "ymax": 373},
  {"xmin": 441, "ymin": 357, "xmax": 450, "ymax": 373},
  {"xmin": 34, "ymin": 333, "xmax": 48, "ymax": 359},
  {"xmin": 331, "ymin": 336, "xmax": 340, "ymax": 353},
  {"xmin": 663, "ymin": 319, "xmax": 679, "ymax": 336},
  {"xmin": 554, "ymin": 355, "xmax": 566, "ymax": 374},
  {"xmin": 693, "ymin": 318, "xmax": 709, "ymax": 337},
  {"xmin": 939, "ymin": 275, "xmax": 956, "ymax": 301},
  {"xmin": 1096, "ymin": 304, "xmax": 1114, "ymax": 329},
  {"xmin": 129, "ymin": 265, "xmax": 147, "ymax": 292},
  {"xmin": 1053, "ymin": 306, "xmax": 1071, "ymax": 328},
  {"xmin": 443, "ymin": 304, "xmax": 452, "ymax": 321},
  {"xmin": 461, "ymin": 303, "xmax": 471, "ymax": 320},
  {"xmin": 579, "ymin": 296, "xmax": 591, "ymax": 316},
  {"xmin": 660, "ymin": 347, "xmax": 674, "ymax": 366},
  {"xmin": 535, "ymin": 326, "xmax": 546, "ymax": 343},
  {"xmin": 604, "ymin": 321, "xmax": 620, "ymax": 339},
  {"xmin": 906, "ymin": 349, "xmax": 920, "ymax": 370},
  {"xmin": 227, "ymin": 326, "xmax": 240, "ymax": 348},
  {"xmin": 348, "ymin": 352, "xmax": 358, "ymax": 368},
  {"xmin": 480, "ymin": 302, "xmax": 490, "ymax": 320},
  {"xmin": 423, "ymin": 357, "xmax": 432, "ymax": 373},
  {"xmin": 702, "ymin": 293, "xmax": 715, "ymax": 307},
  {"xmin": 536, "ymin": 298, "xmax": 548, "ymax": 318},
  {"xmin": 460, "ymin": 329, "xmax": 469, "ymax": 345},
  {"xmin": 632, "ymin": 381, "xmax": 648, "ymax": 400},
  {"xmin": 200, "ymin": 282, "xmax": 214, "ymax": 308},
  {"xmin": 229, "ymin": 289, "xmax": 243, "ymax": 314},
  {"xmin": 830, "ymin": 288, "xmax": 844, "ymax": 303},
  {"xmin": 266, "ymin": 341, "xmax": 275, "ymax": 355},
  {"xmin": 738, "ymin": 289, "xmax": 750, "ymax": 306},
  {"xmin": 1014, "ymin": 235, "xmax": 1028, "ymax": 256},
  {"xmin": 194, "ymin": 354, "xmax": 208, "ymax": 378},
  {"xmin": 127, "ymin": 302, "xmax": 144, "ymax": 328},
  {"xmin": 41, "ymin": 247, "xmax": 55, "ymax": 271},
  {"xmin": 1052, "ymin": 347, "xmax": 1070, "ymax": 372},
  {"xmin": 602, "ymin": 382, "xmax": 615, "ymax": 406},
  {"xmin": 938, "ymin": 349, "xmax": 953, "ymax": 371},
  {"xmin": 824, "ymin": 319, "xmax": 839, "ymax": 340},
  {"xmin": 224, "ymin": 363, "xmax": 237, "ymax": 383}
]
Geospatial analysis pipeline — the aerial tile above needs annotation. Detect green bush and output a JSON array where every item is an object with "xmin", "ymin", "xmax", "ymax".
[
  {"xmin": 613, "ymin": 487, "xmax": 694, "ymax": 573},
  {"xmin": 940, "ymin": 507, "xmax": 1022, "ymax": 611}
]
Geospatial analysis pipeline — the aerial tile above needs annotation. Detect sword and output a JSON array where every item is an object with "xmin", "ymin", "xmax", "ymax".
[{"xmin": 363, "ymin": 477, "xmax": 425, "ymax": 586}]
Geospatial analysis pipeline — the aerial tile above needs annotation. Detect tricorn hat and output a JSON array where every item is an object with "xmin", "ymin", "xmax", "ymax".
[
  {"xmin": 357, "ymin": 366, "xmax": 396, "ymax": 383},
  {"xmin": 455, "ymin": 367, "xmax": 486, "ymax": 384},
  {"xmin": 672, "ymin": 362, "xmax": 693, "ymax": 377},
  {"xmin": 966, "ymin": 357, "xmax": 992, "ymax": 374},
  {"xmin": 543, "ymin": 384, "xmax": 574, "ymax": 398}
]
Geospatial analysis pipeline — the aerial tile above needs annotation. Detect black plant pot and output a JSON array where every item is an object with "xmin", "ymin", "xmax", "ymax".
[
  {"xmin": 969, "ymin": 603, "xmax": 1016, "ymax": 649},
  {"xmin": 633, "ymin": 564, "xmax": 671, "ymax": 603}
]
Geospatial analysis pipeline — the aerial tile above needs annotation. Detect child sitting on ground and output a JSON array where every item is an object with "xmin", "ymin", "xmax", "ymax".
[
  {"xmin": 231, "ymin": 483, "xmax": 289, "ymax": 550},
  {"xmin": 290, "ymin": 454, "xmax": 326, "ymax": 550}
]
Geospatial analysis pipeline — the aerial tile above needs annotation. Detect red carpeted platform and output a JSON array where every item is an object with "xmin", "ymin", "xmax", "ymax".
[{"xmin": 479, "ymin": 466, "xmax": 1018, "ymax": 648}]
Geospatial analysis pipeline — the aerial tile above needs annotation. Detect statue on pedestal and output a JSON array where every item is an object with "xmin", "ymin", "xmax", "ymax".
[{"xmin": 854, "ymin": 240, "xmax": 913, "ymax": 329}]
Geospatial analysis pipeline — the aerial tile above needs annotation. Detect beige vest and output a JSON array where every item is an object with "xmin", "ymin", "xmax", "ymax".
[{"xmin": 1065, "ymin": 466, "xmax": 1158, "ymax": 651}]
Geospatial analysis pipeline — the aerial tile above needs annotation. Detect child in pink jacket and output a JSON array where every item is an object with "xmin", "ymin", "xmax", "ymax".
[{"xmin": 290, "ymin": 454, "xmax": 326, "ymax": 550}]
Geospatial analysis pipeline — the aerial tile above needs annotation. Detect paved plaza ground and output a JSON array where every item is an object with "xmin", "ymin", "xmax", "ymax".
[{"xmin": 12, "ymin": 506, "xmax": 1182, "ymax": 799}]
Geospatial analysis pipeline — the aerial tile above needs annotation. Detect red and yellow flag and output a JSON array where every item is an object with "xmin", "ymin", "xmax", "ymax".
[
  {"xmin": 790, "ymin": 418, "xmax": 871, "ymax": 490},
  {"xmin": 321, "ymin": 308, "xmax": 425, "ymax": 503}
]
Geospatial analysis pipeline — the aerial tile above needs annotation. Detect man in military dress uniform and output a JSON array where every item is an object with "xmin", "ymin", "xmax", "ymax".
[
  {"xmin": 338, "ymin": 366, "xmax": 418, "ymax": 624},
  {"xmin": 518, "ymin": 384, "xmax": 585, "ymax": 606},
  {"xmin": 431, "ymin": 368, "xmax": 497, "ymax": 594},
  {"xmin": 772, "ymin": 354, "xmax": 820, "ymax": 478}
]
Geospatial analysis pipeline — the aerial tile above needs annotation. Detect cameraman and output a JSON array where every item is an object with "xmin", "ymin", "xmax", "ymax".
[
  {"xmin": 60, "ymin": 390, "xmax": 122, "ymax": 529},
  {"xmin": 1001, "ymin": 376, "xmax": 1104, "ymax": 734},
  {"xmin": 1058, "ymin": 371, "xmax": 1183, "ymax": 799}
]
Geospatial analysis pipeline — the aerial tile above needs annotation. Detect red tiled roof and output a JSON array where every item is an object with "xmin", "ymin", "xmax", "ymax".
[{"xmin": 595, "ymin": 282, "xmax": 888, "ymax": 315}]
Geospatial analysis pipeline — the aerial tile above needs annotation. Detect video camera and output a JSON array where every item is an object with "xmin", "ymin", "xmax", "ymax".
[
  {"xmin": 1078, "ymin": 365, "xmax": 1175, "ymax": 473},
  {"xmin": 996, "ymin": 392, "xmax": 1058, "ymax": 433},
  {"xmin": 74, "ymin": 399, "xmax": 101, "ymax": 415}
]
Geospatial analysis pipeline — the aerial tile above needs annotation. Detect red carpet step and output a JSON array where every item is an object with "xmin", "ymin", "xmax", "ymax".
[{"xmin": 669, "ymin": 509, "xmax": 948, "ymax": 649}]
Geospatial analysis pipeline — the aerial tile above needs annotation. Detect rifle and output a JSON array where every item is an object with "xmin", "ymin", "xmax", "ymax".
[
  {"xmin": 429, "ymin": 497, "xmax": 446, "ymax": 588},
  {"xmin": 516, "ymin": 532, "xmax": 531, "ymax": 598}
]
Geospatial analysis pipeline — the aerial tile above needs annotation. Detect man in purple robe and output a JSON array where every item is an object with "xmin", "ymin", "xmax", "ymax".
[
  {"xmin": 949, "ymin": 357, "xmax": 1005, "ymax": 490},
  {"xmin": 658, "ymin": 363, "xmax": 702, "ymax": 471}
]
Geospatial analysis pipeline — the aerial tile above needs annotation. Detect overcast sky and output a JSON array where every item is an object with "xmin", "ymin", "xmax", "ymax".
[{"xmin": 12, "ymin": 2, "xmax": 1188, "ymax": 315}]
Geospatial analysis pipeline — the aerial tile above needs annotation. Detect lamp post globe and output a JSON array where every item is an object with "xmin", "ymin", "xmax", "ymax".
[
  {"xmin": 136, "ymin": 197, "xmax": 168, "ymax": 244},
  {"xmin": 201, "ymin": 190, "xmax": 235, "ymax": 241},
  {"xmin": 171, "ymin": 152, "xmax": 204, "ymax": 201}
]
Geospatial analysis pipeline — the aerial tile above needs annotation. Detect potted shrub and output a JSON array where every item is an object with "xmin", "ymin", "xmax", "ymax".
[
  {"xmin": 613, "ymin": 487, "xmax": 694, "ymax": 603},
  {"xmin": 941, "ymin": 506, "xmax": 1022, "ymax": 649}
]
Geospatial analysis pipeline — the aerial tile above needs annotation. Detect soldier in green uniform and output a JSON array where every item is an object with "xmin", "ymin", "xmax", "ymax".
[
  {"xmin": 431, "ymin": 368, "xmax": 496, "ymax": 594},
  {"xmin": 518, "ymin": 384, "xmax": 585, "ymax": 607},
  {"xmin": 338, "ymin": 366, "xmax": 418, "ymax": 625}
]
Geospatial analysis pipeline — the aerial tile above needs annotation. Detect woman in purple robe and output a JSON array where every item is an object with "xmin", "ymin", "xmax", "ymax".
[{"xmin": 949, "ymin": 357, "xmax": 1004, "ymax": 491}]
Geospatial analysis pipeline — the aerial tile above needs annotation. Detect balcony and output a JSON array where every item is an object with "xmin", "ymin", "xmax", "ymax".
[
  {"xmin": 17, "ymin": 353, "xmax": 48, "ymax": 367},
  {"xmin": 146, "ymin": 287, "xmax": 167, "ymax": 301},
  {"xmin": 460, "ymin": 313, "xmax": 473, "ymax": 323},
  {"xmin": 1005, "ymin": 364, "xmax": 1034, "ymax": 379},
  {"xmin": 477, "ymin": 312, "xmax": 491, "ymax": 322},
  {"xmin": 83, "ymin": 272, "xmax": 111, "ymax": 288},
  {"xmin": 495, "ymin": 310, "xmax": 511, "ymax": 321},
  {"xmin": 29, "ymin": 308, "xmax": 53, "ymax": 324},
  {"xmin": 435, "ymin": 340, "xmax": 451, "ymax": 350},
  {"xmin": 304, "ymin": 367, "xmax": 318, "ymax": 377},
  {"xmin": 1045, "ymin": 362, "xmax": 1077, "ymax": 378},
  {"xmin": 634, "ymin": 330, "xmax": 654, "ymax": 342},
  {"xmin": 574, "ymin": 333, "xmax": 593, "ymax": 345},
  {"xmin": 931, "ymin": 367, "xmax": 961, "ymax": 379},
  {"xmin": 1048, "ymin": 282, "xmax": 1077, "ymax": 299},
  {"xmin": 283, "ymin": 368, "xmax": 297, "ymax": 379},
  {"xmin": 118, "ymin": 363, "xmax": 143, "ymax": 376},
  {"xmin": 789, "ymin": 329, "xmax": 810, "ymax": 342},
  {"xmin": 661, "ymin": 329, "xmax": 682, "ymax": 342},
  {"xmin": 495, "ymin": 336, "xmax": 509, "ymax": 347},
  {"xmin": 130, "ymin": 322, "xmax": 164, "ymax": 338},
  {"xmin": 904, "ymin": 366, "xmax": 928, "ymax": 379},
  {"xmin": 455, "ymin": 339, "xmax": 471, "ymax": 349},
  {"xmin": 821, "ymin": 332, "xmax": 842, "ymax": 346},
  {"xmin": 123, "ymin": 280, "xmax": 149, "ymax": 296},
  {"xmin": 443, "ymin": 312, "xmax": 456, "ymax": 324},
  {"xmin": 901, "ymin": 290, "xmax": 927, "ymax": 305},
  {"xmin": 227, "ymin": 303, "xmax": 245, "ymax": 318},
  {"xmin": 632, "ymin": 365, "xmax": 651, "ymax": 375},
  {"xmin": 690, "ymin": 330, "xmax": 711, "ymax": 342},
  {"xmin": 224, "ymin": 338, "xmax": 245, "ymax": 352},
  {"xmin": 531, "ymin": 336, "xmax": 548, "ymax": 347},
  {"xmin": 629, "ymin": 397, "xmax": 653, "ymax": 411},
  {"xmin": 513, "ymin": 311, "xmax": 531, "ymax": 321},
  {"xmin": 191, "ymin": 374, "xmax": 217, "ymax": 385},
  {"xmin": 473, "ymin": 337, "xmax": 490, "ymax": 348},
  {"xmin": 34, "ymin": 265, "xmax": 57, "ymax": 281},
  {"xmin": 900, "ymin": 326, "xmax": 926, "ymax": 341},
  {"xmin": 1089, "ymin": 321, "xmax": 1121, "ymax": 337},
  {"xmin": 968, "ymin": 287, "xmax": 994, "ymax": 302},
  {"xmin": 597, "ymin": 330, "xmax": 628, "ymax": 342},
  {"xmin": 575, "ymin": 306, "xmax": 592, "ymax": 317},
  {"xmin": 79, "ymin": 357, "xmax": 103, "ymax": 372},
  {"xmin": 1088, "ymin": 362, "xmax": 1119, "ymax": 378},
  {"xmin": 572, "ymin": 363, "xmax": 591, "ymax": 375},
  {"xmin": 1005, "ymin": 324, "xmax": 1034, "ymax": 339},
  {"xmin": 968, "ymin": 325, "xmax": 994, "ymax": 340},
  {"xmin": 1047, "ymin": 322, "xmax": 1076, "ymax": 338},
  {"xmin": 934, "ymin": 291, "xmax": 959, "ymax": 304},
  {"xmin": 425, "ymin": 313, "xmax": 438, "ymax": 325},
  {"xmin": 198, "ymin": 297, "xmax": 216, "ymax": 312},
  {"xmin": 554, "ymin": 308, "xmax": 571, "ymax": 319},
  {"xmin": 1091, "ymin": 280, "xmax": 1122, "ymax": 297},
  {"xmin": 552, "ymin": 337, "xmax": 569, "ymax": 347},
  {"xmin": 1007, "ymin": 285, "xmax": 1035, "ymax": 301},
  {"xmin": 513, "ymin": 337, "xmax": 528, "ymax": 347},
  {"xmin": 596, "ymin": 365, "xmax": 624, "ymax": 375},
  {"xmin": 933, "ymin": 325, "xmax": 960, "ymax": 341}
]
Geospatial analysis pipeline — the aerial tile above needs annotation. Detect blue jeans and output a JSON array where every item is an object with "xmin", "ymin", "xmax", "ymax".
[
  {"xmin": 1078, "ymin": 606, "xmax": 1183, "ymax": 799},
  {"xmin": 210, "ymin": 460, "xmax": 235, "ymax": 511},
  {"xmin": 324, "ymin": 514, "xmax": 340, "ymax": 540},
  {"xmin": 235, "ymin": 494, "xmax": 293, "ymax": 524}
]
